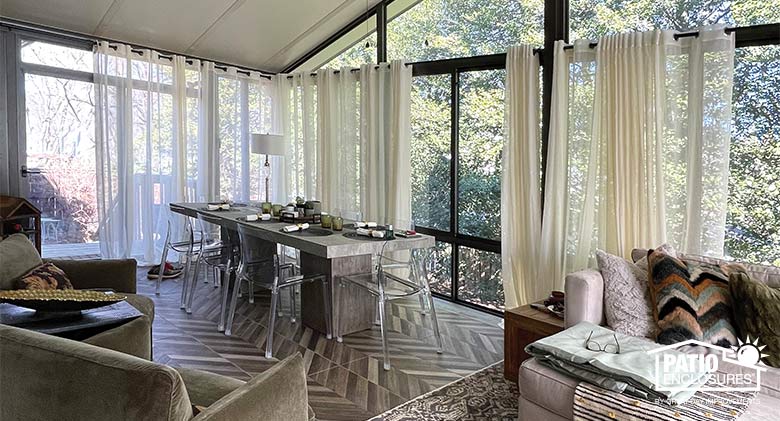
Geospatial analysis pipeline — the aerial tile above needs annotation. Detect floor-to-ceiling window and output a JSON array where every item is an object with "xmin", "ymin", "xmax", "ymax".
[{"xmin": 388, "ymin": 0, "xmax": 543, "ymax": 312}]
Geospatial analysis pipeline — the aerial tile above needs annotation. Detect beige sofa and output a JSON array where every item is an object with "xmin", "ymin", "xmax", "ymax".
[
  {"xmin": 0, "ymin": 324, "xmax": 312, "ymax": 420},
  {"xmin": 518, "ymin": 252, "xmax": 780, "ymax": 420}
]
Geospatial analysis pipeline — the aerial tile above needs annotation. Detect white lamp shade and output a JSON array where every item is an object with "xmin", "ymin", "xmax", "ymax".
[{"xmin": 251, "ymin": 133, "xmax": 285, "ymax": 155}]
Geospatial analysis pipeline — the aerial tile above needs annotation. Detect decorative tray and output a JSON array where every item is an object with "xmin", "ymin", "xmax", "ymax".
[
  {"xmin": 280, "ymin": 212, "xmax": 321, "ymax": 224},
  {"xmin": 0, "ymin": 289, "xmax": 127, "ymax": 312}
]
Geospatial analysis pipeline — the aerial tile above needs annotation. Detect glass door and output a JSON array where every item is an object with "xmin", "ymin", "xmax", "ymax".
[{"xmin": 19, "ymin": 39, "xmax": 99, "ymax": 258}]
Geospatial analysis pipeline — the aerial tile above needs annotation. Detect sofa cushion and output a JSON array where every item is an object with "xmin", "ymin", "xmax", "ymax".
[
  {"xmin": 648, "ymin": 249, "xmax": 737, "ymax": 347},
  {"xmin": 518, "ymin": 358, "xmax": 579, "ymax": 419},
  {"xmin": 15, "ymin": 262, "xmax": 74, "ymax": 290},
  {"xmin": 684, "ymin": 254, "xmax": 780, "ymax": 288},
  {"xmin": 729, "ymin": 271, "xmax": 780, "ymax": 368},
  {"xmin": 632, "ymin": 248, "xmax": 780, "ymax": 288},
  {"xmin": 596, "ymin": 250, "xmax": 655, "ymax": 338},
  {"xmin": 0, "ymin": 233, "xmax": 43, "ymax": 290}
]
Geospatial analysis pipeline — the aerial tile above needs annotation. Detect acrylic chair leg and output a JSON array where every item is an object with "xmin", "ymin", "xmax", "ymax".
[
  {"xmin": 426, "ymin": 289, "xmax": 443, "ymax": 354},
  {"xmin": 156, "ymin": 245, "xmax": 169, "ymax": 296},
  {"xmin": 218, "ymin": 270, "xmax": 232, "ymax": 332},
  {"xmin": 323, "ymin": 279, "xmax": 332, "ymax": 340},
  {"xmin": 225, "ymin": 275, "xmax": 242, "ymax": 336},
  {"xmin": 335, "ymin": 279, "xmax": 343, "ymax": 343},
  {"xmin": 248, "ymin": 277, "xmax": 255, "ymax": 304},
  {"xmin": 266, "ymin": 287, "xmax": 279, "ymax": 358},
  {"xmin": 290, "ymin": 285, "xmax": 297, "ymax": 323},
  {"xmin": 186, "ymin": 255, "xmax": 203, "ymax": 314},
  {"xmin": 180, "ymin": 252, "xmax": 196, "ymax": 309},
  {"xmin": 378, "ymin": 296, "xmax": 391, "ymax": 371},
  {"xmin": 213, "ymin": 266, "xmax": 220, "ymax": 288}
]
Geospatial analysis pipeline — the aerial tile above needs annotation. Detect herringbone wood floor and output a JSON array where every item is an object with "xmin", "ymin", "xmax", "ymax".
[{"xmin": 136, "ymin": 266, "xmax": 504, "ymax": 420}]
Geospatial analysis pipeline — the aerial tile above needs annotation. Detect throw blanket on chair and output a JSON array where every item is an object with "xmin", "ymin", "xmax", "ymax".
[{"xmin": 573, "ymin": 380, "xmax": 756, "ymax": 421}]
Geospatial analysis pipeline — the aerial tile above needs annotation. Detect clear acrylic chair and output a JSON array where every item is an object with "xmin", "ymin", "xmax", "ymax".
[
  {"xmin": 229, "ymin": 223, "xmax": 332, "ymax": 358},
  {"xmin": 184, "ymin": 213, "xmax": 237, "ymax": 326},
  {"xmin": 155, "ymin": 209, "xmax": 200, "ymax": 305},
  {"xmin": 337, "ymin": 246, "xmax": 443, "ymax": 370}
]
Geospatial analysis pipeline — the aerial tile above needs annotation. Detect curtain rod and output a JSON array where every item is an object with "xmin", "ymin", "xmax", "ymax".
[
  {"xmin": 285, "ymin": 63, "xmax": 403, "ymax": 79},
  {"xmin": 285, "ymin": 48, "xmax": 542, "ymax": 79},
  {"xmin": 562, "ymin": 26, "xmax": 738, "ymax": 50},
  {"xmin": 105, "ymin": 45, "xmax": 272, "ymax": 80}
]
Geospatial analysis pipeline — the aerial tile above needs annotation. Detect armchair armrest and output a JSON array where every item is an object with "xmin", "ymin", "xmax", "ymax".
[
  {"xmin": 193, "ymin": 353, "xmax": 310, "ymax": 421},
  {"xmin": 45, "ymin": 259, "xmax": 137, "ymax": 294},
  {"xmin": 564, "ymin": 269, "xmax": 605, "ymax": 328}
]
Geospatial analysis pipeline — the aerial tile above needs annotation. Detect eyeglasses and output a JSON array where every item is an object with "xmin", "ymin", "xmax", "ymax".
[{"xmin": 584, "ymin": 330, "xmax": 621, "ymax": 354}]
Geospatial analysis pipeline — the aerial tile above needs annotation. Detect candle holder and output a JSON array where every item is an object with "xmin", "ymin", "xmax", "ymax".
[
  {"xmin": 321, "ymin": 213, "xmax": 332, "ymax": 228},
  {"xmin": 332, "ymin": 216, "xmax": 344, "ymax": 231},
  {"xmin": 272, "ymin": 204, "xmax": 283, "ymax": 217}
]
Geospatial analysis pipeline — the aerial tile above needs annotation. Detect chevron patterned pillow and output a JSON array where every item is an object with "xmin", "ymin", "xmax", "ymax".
[{"xmin": 647, "ymin": 249, "xmax": 737, "ymax": 348}]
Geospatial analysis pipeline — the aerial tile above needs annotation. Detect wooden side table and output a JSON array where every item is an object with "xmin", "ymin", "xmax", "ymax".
[{"xmin": 504, "ymin": 302, "xmax": 565, "ymax": 381}]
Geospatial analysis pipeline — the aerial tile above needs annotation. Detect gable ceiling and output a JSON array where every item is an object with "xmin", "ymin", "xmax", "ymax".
[{"xmin": 0, "ymin": 0, "xmax": 383, "ymax": 72}]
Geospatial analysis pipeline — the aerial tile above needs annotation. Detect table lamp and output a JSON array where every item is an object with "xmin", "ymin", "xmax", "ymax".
[{"xmin": 251, "ymin": 133, "xmax": 285, "ymax": 205}]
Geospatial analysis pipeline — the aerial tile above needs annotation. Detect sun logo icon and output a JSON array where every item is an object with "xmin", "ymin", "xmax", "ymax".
[{"xmin": 732, "ymin": 336, "xmax": 769, "ymax": 366}]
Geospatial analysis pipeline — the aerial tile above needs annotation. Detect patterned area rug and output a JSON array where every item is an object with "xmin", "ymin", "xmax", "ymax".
[{"xmin": 371, "ymin": 361, "xmax": 518, "ymax": 420}]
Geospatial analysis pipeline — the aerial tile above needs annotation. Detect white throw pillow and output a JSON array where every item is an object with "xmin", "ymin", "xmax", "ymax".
[{"xmin": 596, "ymin": 244, "xmax": 677, "ymax": 338}]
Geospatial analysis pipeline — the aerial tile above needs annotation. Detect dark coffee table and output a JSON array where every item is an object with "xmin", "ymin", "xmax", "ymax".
[{"xmin": 0, "ymin": 300, "xmax": 142, "ymax": 341}]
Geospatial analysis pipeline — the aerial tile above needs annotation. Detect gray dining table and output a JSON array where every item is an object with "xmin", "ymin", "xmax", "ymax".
[{"xmin": 169, "ymin": 203, "xmax": 434, "ymax": 337}]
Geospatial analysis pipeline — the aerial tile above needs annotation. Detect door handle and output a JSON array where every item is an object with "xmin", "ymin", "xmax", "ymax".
[{"xmin": 20, "ymin": 165, "xmax": 44, "ymax": 177}]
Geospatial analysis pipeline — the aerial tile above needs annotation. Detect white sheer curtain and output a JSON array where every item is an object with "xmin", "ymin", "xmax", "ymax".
[
  {"xmin": 95, "ymin": 41, "xmax": 134, "ymax": 259},
  {"xmin": 501, "ymin": 45, "xmax": 542, "ymax": 307},
  {"xmin": 540, "ymin": 26, "xmax": 735, "ymax": 288},
  {"xmin": 197, "ymin": 61, "xmax": 219, "ymax": 202},
  {"xmin": 274, "ymin": 61, "xmax": 411, "ymax": 223},
  {"xmin": 317, "ymin": 68, "xmax": 361, "ymax": 217},
  {"xmin": 275, "ymin": 72, "xmax": 318, "ymax": 203},
  {"xmin": 94, "ymin": 42, "xmax": 194, "ymax": 262},
  {"xmin": 360, "ymin": 61, "xmax": 412, "ymax": 224}
]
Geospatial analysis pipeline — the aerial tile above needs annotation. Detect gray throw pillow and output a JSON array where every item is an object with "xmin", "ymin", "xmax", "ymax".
[
  {"xmin": 595, "ymin": 244, "xmax": 677, "ymax": 338},
  {"xmin": 0, "ymin": 233, "xmax": 43, "ymax": 290}
]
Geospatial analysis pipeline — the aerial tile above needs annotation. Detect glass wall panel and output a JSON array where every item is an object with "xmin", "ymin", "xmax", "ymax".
[
  {"xmin": 726, "ymin": 45, "xmax": 780, "ymax": 266},
  {"xmin": 293, "ymin": 17, "xmax": 377, "ymax": 71},
  {"xmin": 457, "ymin": 246, "xmax": 503, "ymax": 310},
  {"xmin": 324, "ymin": 32, "xmax": 377, "ymax": 69},
  {"xmin": 570, "ymin": 0, "xmax": 780, "ymax": 40},
  {"xmin": 24, "ymin": 74, "xmax": 97, "ymax": 247},
  {"xmin": 21, "ymin": 40, "xmax": 93, "ymax": 72},
  {"xmin": 457, "ymin": 69, "xmax": 505, "ymax": 241},
  {"xmin": 427, "ymin": 241, "xmax": 453, "ymax": 296},
  {"xmin": 388, "ymin": 0, "xmax": 544, "ymax": 62},
  {"xmin": 411, "ymin": 74, "xmax": 451, "ymax": 231}
]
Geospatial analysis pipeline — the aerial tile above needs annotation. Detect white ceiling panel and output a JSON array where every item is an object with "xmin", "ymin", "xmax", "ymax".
[
  {"xmin": 0, "ymin": 0, "xmax": 384, "ymax": 72},
  {"xmin": 95, "ymin": 0, "xmax": 236, "ymax": 52},
  {"xmin": 0, "ymin": 0, "xmax": 114, "ymax": 34},
  {"xmin": 188, "ymin": 0, "xmax": 345, "ymax": 70}
]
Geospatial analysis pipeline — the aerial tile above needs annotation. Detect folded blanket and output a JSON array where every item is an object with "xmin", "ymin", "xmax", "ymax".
[
  {"xmin": 573, "ymin": 380, "xmax": 756, "ymax": 421},
  {"xmin": 526, "ymin": 322, "xmax": 709, "ymax": 403}
]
